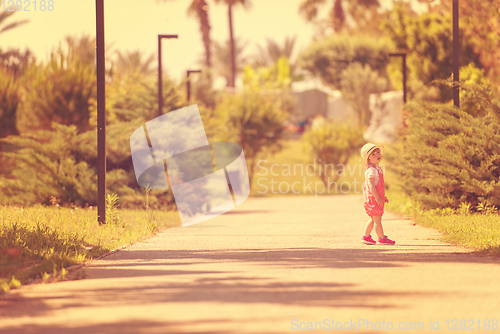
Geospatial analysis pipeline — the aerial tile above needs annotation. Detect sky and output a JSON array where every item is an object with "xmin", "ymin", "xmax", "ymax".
[{"xmin": 0, "ymin": 0, "xmax": 427, "ymax": 87}]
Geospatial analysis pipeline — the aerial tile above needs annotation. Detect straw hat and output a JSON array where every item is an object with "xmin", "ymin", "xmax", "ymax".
[{"xmin": 360, "ymin": 143, "xmax": 385, "ymax": 165}]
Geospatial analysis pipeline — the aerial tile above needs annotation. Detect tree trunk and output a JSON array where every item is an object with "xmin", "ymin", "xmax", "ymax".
[
  {"xmin": 331, "ymin": 0, "xmax": 345, "ymax": 32},
  {"xmin": 228, "ymin": 3, "xmax": 235, "ymax": 88},
  {"xmin": 196, "ymin": 0, "xmax": 211, "ymax": 68}
]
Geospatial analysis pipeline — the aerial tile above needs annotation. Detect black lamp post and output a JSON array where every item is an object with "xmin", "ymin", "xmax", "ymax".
[
  {"xmin": 389, "ymin": 53, "xmax": 407, "ymax": 104},
  {"xmin": 453, "ymin": 0, "xmax": 459, "ymax": 108},
  {"xmin": 96, "ymin": 0, "xmax": 106, "ymax": 224},
  {"xmin": 186, "ymin": 70, "xmax": 201, "ymax": 102},
  {"xmin": 158, "ymin": 34, "xmax": 178, "ymax": 116}
]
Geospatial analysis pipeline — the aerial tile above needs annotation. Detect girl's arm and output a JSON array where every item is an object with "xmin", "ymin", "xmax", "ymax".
[{"xmin": 369, "ymin": 177, "xmax": 383, "ymax": 206}]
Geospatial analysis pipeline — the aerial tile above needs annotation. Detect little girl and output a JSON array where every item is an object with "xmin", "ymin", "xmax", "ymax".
[{"xmin": 360, "ymin": 143, "xmax": 395, "ymax": 245}]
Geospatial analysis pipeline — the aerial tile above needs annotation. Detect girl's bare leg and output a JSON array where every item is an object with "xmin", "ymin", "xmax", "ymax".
[
  {"xmin": 364, "ymin": 217, "xmax": 374, "ymax": 236},
  {"xmin": 372, "ymin": 215, "xmax": 384, "ymax": 238}
]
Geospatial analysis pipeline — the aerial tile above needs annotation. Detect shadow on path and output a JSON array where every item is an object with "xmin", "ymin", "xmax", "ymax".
[
  {"xmin": 0, "ymin": 319, "xmax": 238, "ymax": 334},
  {"xmin": 97, "ymin": 247, "xmax": 500, "ymax": 268}
]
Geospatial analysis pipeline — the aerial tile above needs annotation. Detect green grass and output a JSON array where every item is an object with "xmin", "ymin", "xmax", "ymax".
[
  {"xmin": 0, "ymin": 205, "xmax": 181, "ymax": 293},
  {"xmin": 385, "ymin": 183, "xmax": 500, "ymax": 255},
  {"xmin": 416, "ymin": 214, "xmax": 500, "ymax": 255}
]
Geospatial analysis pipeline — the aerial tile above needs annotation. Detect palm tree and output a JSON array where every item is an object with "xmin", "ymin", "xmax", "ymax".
[
  {"xmin": 187, "ymin": 0, "xmax": 212, "ymax": 69},
  {"xmin": 254, "ymin": 36, "xmax": 297, "ymax": 67},
  {"xmin": 0, "ymin": 11, "xmax": 29, "ymax": 35},
  {"xmin": 344, "ymin": 0, "xmax": 385, "ymax": 36},
  {"xmin": 115, "ymin": 50, "xmax": 156, "ymax": 76},
  {"xmin": 62, "ymin": 35, "xmax": 96, "ymax": 66},
  {"xmin": 213, "ymin": 0, "xmax": 252, "ymax": 88},
  {"xmin": 56, "ymin": 35, "xmax": 116, "ymax": 80},
  {"xmin": 299, "ymin": 0, "xmax": 345, "ymax": 32},
  {"xmin": 299, "ymin": 0, "xmax": 381, "ymax": 34},
  {"xmin": 158, "ymin": 0, "xmax": 212, "ymax": 71},
  {"xmin": 212, "ymin": 38, "xmax": 249, "ymax": 87},
  {"xmin": 253, "ymin": 36, "xmax": 304, "ymax": 82}
]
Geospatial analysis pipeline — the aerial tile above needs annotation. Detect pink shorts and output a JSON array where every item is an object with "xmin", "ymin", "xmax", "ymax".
[{"xmin": 363, "ymin": 194, "xmax": 384, "ymax": 217}]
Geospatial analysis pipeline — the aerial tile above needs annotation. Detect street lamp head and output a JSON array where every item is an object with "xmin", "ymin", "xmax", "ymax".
[
  {"xmin": 389, "ymin": 53, "xmax": 406, "ymax": 57},
  {"xmin": 158, "ymin": 34, "xmax": 179, "ymax": 116},
  {"xmin": 158, "ymin": 34, "xmax": 178, "ymax": 39}
]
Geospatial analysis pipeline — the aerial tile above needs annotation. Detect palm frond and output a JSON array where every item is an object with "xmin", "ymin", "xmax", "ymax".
[
  {"xmin": 0, "ymin": 11, "xmax": 29, "ymax": 34},
  {"xmin": 298, "ymin": 0, "xmax": 326, "ymax": 21}
]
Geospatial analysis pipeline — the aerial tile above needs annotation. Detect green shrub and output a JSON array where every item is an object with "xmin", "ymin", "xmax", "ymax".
[
  {"xmin": 0, "ymin": 121, "xmax": 177, "ymax": 209},
  {"xmin": 95, "ymin": 70, "xmax": 183, "ymax": 125},
  {"xmin": 215, "ymin": 91, "xmax": 288, "ymax": 184},
  {"xmin": 0, "ymin": 123, "xmax": 97, "ymax": 206},
  {"xmin": 303, "ymin": 119, "xmax": 364, "ymax": 185},
  {"xmin": 458, "ymin": 63, "xmax": 496, "ymax": 117},
  {"xmin": 1, "ymin": 39, "xmax": 185, "ymax": 209},
  {"xmin": 396, "ymin": 82, "xmax": 500, "ymax": 210}
]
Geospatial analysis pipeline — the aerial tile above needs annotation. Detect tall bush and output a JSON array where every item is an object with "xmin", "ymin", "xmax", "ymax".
[
  {"xmin": 458, "ymin": 63, "xmax": 494, "ymax": 118},
  {"xmin": 215, "ymin": 91, "xmax": 288, "ymax": 185},
  {"xmin": 0, "ymin": 123, "xmax": 97, "ymax": 206},
  {"xmin": 303, "ymin": 119, "xmax": 364, "ymax": 185},
  {"xmin": 396, "ymin": 82, "xmax": 500, "ymax": 210}
]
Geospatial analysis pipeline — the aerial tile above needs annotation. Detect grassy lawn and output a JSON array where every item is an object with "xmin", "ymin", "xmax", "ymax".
[
  {"xmin": 417, "ymin": 214, "xmax": 500, "ymax": 255},
  {"xmin": 385, "ymin": 186, "xmax": 500, "ymax": 256},
  {"xmin": 0, "ymin": 205, "xmax": 181, "ymax": 293}
]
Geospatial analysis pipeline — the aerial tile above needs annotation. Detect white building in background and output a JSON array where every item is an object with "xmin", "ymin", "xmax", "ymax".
[
  {"xmin": 326, "ymin": 90, "xmax": 355, "ymax": 122},
  {"xmin": 364, "ymin": 90, "xmax": 403, "ymax": 143},
  {"xmin": 291, "ymin": 79, "xmax": 403, "ymax": 143},
  {"xmin": 291, "ymin": 79, "xmax": 354, "ymax": 121},
  {"xmin": 291, "ymin": 80, "xmax": 330, "ymax": 120}
]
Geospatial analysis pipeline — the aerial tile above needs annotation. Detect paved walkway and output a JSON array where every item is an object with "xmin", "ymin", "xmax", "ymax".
[{"xmin": 1, "ymin": 195, "xmax": 500, "ymax": 334}]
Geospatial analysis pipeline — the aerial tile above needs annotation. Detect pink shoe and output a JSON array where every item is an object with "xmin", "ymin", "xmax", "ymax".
[
  {"xmin": 378, "ymin": 236, "xmax": 396, "ymax": 245},
  {"xmin": 361, "ymin": 235, "xmax": 376, "ymax": 245}
]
